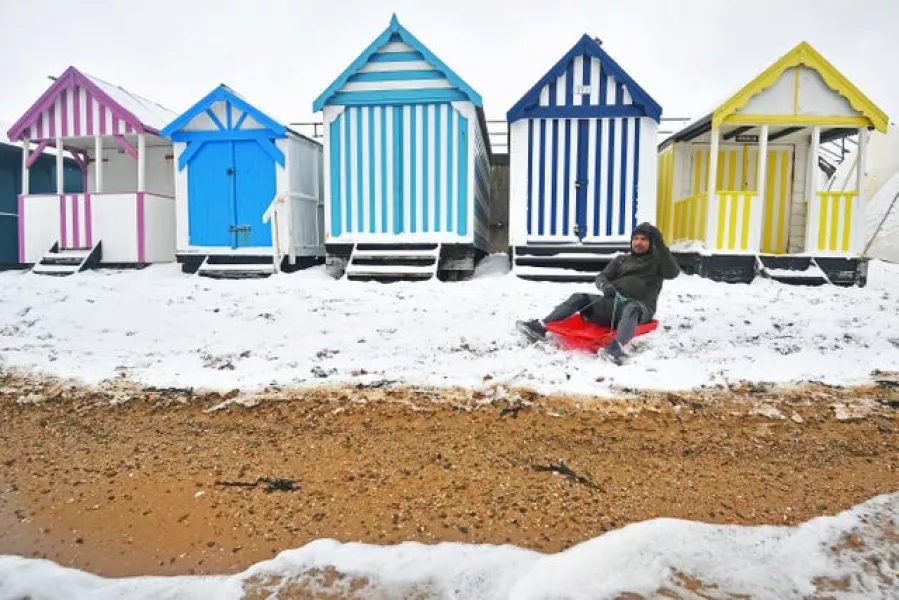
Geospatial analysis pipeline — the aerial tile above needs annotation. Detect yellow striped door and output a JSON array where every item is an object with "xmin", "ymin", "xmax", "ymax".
[{"xmin": 760, "ymin": 148, "xmax": 794, "ymax": 254}]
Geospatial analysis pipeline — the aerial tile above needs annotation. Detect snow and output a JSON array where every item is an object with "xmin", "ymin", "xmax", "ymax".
[
  {"xmin": 1, "ymin": 491, "xmax": 896, "ymax": 598},
  {"xmin": 864, "ymin": 170, "xmax": 899, "ymax": 262},
  {"xmin": 1, "ymin": 256, "xmax": 898, "ymax": 597},
  {"xmin": 515, "ymin": 252, "xmax": 625, "ymax": 260},
  {"xmin": 83, "ymin": 72, "xmax": 179, "ymax": 132},
  {"xmin": 1, "ymin": 255, "xmax": 898, "ymax": 396},
  {"xmin": 762, "ymin": 264, "xmax": 825, "ymax": 278}
]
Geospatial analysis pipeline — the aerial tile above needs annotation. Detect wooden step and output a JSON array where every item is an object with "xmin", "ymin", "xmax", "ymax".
[
  {"xmin": 512, "ymin": 264, "xmax": 597, "ymax": 282},
  {"xmin": 345, "ymin": 263, "xmax": 437, "ymax": 277},
  {"xmin": 757, "ymin": 256, "xmax": 829, "ymax": 286},
  {"xmin": 40, "ymin": 250, "xmax": 91, "ymax": 266},
  {"xmin": 197, "ymin": 258, "xmax": 276, "ymax": 279},
  {"xmin": 343, "ymin": 243, "xmax": 441, "ymax": 281},
  {"xmin": 351, "ymin": 248, "xmax": 440, "ymax": 259},
  {"xmin": 31, "ymin": 263, "xmax": 82, "ymax": 276},
  {"xmin": 31, "ymin": 242, "xmax": 102, "ymax": 276}
]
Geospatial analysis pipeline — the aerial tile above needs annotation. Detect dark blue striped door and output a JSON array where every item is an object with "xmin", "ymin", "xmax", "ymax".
[
  {"xmin": 525, "ymin": 116, "xmax": 640, "ymax": 242},
  {"xmin": 575, "ymin": 119, "xmax": 589, "ymax": 240}
]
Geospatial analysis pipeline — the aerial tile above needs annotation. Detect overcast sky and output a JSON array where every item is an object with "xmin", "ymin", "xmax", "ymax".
[{"xmin": 2, "ymin": 0, "xmax": 898, "ymax": 137}]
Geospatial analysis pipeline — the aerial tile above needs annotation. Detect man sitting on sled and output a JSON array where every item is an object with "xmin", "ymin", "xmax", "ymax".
[{"xmin": 516, "ymin": 222, "xmax": 680, "ymax": 364}]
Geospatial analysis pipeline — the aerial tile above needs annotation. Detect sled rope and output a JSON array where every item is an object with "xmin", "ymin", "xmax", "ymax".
[{"xmin": 611, "ymin": 292, "xmax": 627, "ymax": 329}]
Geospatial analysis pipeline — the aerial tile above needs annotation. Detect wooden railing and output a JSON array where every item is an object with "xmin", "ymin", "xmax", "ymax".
[
  {"xmin": 263, "ymin": 194, "xmax": 289, "ymax": 273},
  {"xmin": 263, "ymin": 191, "xmax": 323, "ymax": 272},
  {"xmin": 672, "ymin": 191, "xmax": 762, "ymax": 252},
  {"xmin": 672, "ymin": 193, "xmax": 708, "ymax": 243},
  {"xmin": 713, "ymin": 191, "xmax": 759, "ymax": 252},
  {"xmin": 808, "ymin": 191, "xmax": 858, "ymax": 253}
]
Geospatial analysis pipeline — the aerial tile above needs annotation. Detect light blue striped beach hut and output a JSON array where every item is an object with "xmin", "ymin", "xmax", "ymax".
[
  {"xmin": 313, "ymin": 14, "xmax": 491, "ymax": 281},
  {"xmin": 506, "ymin": 35, "xmax": 662, "ymax": 281}
]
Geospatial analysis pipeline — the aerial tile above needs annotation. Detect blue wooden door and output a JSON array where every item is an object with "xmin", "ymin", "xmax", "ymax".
[
  {"xmin": 233, "ymin": 141, "xmax": 274, "ymax": 247},
  {"xmin": 188, "ymin": 142, "xmax": 234, "ymax": 247}
]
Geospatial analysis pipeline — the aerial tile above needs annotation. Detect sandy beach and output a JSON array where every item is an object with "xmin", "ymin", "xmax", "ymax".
[{"xmin": 1, "ymin": 370, "xmax": 897, "ymax": 580}]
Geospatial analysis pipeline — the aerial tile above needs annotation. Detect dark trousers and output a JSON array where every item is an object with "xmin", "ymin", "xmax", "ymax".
[{"xmin": 543, "ymin": 293, "xmax": 649, "ymax": 346}]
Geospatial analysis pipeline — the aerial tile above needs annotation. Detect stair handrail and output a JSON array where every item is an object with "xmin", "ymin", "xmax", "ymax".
[{"xmin": 262, "ymin": 193, "xmax": 290, "ymax": 274}]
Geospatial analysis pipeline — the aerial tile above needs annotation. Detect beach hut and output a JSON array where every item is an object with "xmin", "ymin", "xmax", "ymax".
[
  {"xmin": 6, "ymin": 66, "xmax": 179, "ymax": 275},
  {"xmin": 0, "ymin": 124, "xmax": 81, "ymax": 267},
  {"xmin": 312, "ymin": 14, "xmax": 492, "ymax": 281},
  {"xmin": 160, "ymin": 85, "xmax": 324, "ymax": 278},
  {"xmin": 657, "ymin": 42, "xmax": 888, "ymax": 286},
  {"xmin": 506, "ymin": 35, "xmax": 662, "ymax": 281}
]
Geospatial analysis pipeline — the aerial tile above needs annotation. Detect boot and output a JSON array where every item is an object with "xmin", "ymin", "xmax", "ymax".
[
  {"xmin": 515, "ymin": 319, "xmax": 547, "ymax": 343},
  {"xmin": 601, "ymin": 340, "xmax": 624, "ymax": 365}
]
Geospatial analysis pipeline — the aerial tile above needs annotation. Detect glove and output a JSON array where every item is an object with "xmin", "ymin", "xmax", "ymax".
[{"xmin": 596, "ymin": 277, "xmax": 616, "ymax": 298}]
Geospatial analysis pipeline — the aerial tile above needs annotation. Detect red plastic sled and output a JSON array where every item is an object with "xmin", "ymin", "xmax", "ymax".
[{"xmin": 545, "ymin": 314, "xmax": 659, "ymax": 353}]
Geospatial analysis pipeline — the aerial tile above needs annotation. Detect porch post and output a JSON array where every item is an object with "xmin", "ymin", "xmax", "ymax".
[
  {"xmin": 853, "ymin": 127, "xmax": 868, "ymax": 254},
  {"xmin": 56, "ymin": 138, "xmax": 64, "ymax": 193},
  {"xmin": 137, "ymin": 133, "xmax": 146, "ymax": 192},
  {"xmin": 21, "ymin": 140, "xmax": 30, "ymax": 195},
  {"xmin": 804, "ymin": 126, "xmax": 821, "ymax": 253},
  {"xmin": 753, "ymin": 124, "xmax": 769, "ymax": 252},
  {"xmin": 704, "ymin": 127, "xmax": 720, "ymax": 249},
  {"xmin": 94, "ymin": 135, "xmax": 103, "ymax": 192}
]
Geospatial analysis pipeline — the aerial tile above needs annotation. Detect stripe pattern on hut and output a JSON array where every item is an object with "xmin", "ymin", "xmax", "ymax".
[
  {"xmin": 24, "ymin": 85, "xmax": 140, "ymax": 139},
  {"xmin": 524, "ymin": 54, "xmax": 643, "ymax": 240},
  {"xmin": 315, "ymin": 15, "xmax": 489, "ymax": 248},
  {"xmin": 328, "ymin": 102, "xmax": 470, "ymax": 237}
]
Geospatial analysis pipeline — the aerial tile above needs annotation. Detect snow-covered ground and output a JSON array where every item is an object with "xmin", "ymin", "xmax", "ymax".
[
  {"xmin": 1, "ymin": 256, "xmax": 898, "ymax": 396},
  {"xmin": 1, "ymin": 491, "xmax": 896, "ymax": 599},
  {"xmin": 2, "ymin": 259, "xmax": 898, "ymax": 598}
]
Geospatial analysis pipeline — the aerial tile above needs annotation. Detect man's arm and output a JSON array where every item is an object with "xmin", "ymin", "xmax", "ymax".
[
  {"xmin": 650, "ymin": 227, "xmax": 680, "ymax": 280},
  {"xmin": 595, "ymin": 256, "xmax": 622, "ymax": 294}
]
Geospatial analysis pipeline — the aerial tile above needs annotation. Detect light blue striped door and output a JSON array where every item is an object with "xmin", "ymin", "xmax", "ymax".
[{"xmin": 328, "ymin": 103, "xmax": 469, "ymax": 238}]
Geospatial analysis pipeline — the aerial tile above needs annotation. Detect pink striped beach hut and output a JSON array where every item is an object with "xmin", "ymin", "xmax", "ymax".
[{"xmin": 5, "ymin": 66, "xmax": 179, "ymax": 275}]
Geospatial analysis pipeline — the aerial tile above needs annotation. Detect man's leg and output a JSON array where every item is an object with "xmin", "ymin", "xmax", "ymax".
[
  {"xmin": 542, "ymin": 293, "xmax": 599, "ymax": 324},
  {"xmin": 614, "ymin": 301, "xmax": 647, "ymax": 345},
  {"xmin": 603, "ymin": 301, "xmax": 648, "ymax": 364},
  {"xmin": 516, "ymin": 293, "xmax": 599, "ymax": 343}
]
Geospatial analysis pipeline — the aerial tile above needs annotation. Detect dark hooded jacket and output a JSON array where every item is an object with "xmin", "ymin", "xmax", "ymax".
[{"xmin": 595, "ymin": 223, "xmax": 680, "ymax": 317}]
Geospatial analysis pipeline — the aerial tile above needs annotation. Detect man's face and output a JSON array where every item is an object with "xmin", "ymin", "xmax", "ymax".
[{"xmin": 631, "ymin": 233, "xmax": 650, "ymax": 254}]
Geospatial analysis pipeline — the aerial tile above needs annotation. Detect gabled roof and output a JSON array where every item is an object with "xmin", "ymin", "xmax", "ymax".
[
  {"xmin": 84, "ymin": 71, "xmax": 179, "ymax": 131},
  {"xmin": 160, "ymin": 84, "xmax": 287, "ymax": 138},
  {"xmin": 6, "ymin": 66, "xmax": 177, "ymax": 141},
  {"xmin": 312, "ymin": 14, "xmax": 482, "ymax": 111},
  {"xmin": 507, "ymin": 34, "xmax": 662, "ymax": 124},
  {"xmin": 712, "ymin": 41, "xmax": 888, "ymax": 132}
]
